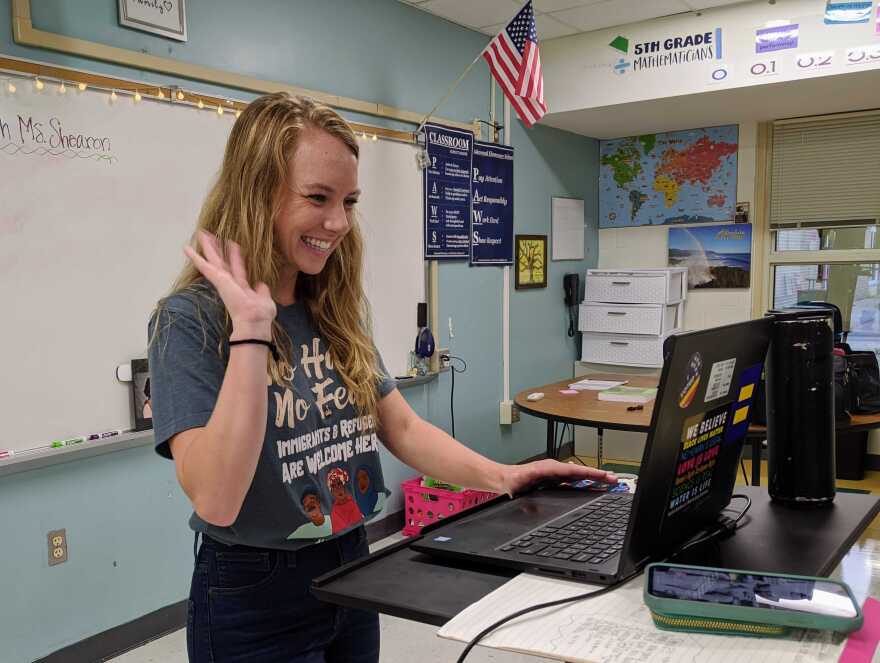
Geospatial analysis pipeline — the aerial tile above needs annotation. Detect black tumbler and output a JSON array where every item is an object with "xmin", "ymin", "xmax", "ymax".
[{"xmin": 765, "ymin": 308, "xmax": 835, "ymax": 507}]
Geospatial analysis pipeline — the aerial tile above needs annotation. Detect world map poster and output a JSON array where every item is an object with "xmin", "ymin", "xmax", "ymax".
[{"xmin": 599, "ymin": 125, "xmax": 738, "ymax": 228}]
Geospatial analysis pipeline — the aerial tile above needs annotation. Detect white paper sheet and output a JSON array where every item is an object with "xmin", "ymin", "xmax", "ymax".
[
  {"xmin": 438, "ymin": 573, "xmax": 846, "ymax": 663},
  {"xmin": 552, "ymin": 197, "xmax": 585, "ymax": 261},
  {"xmin": 568, "ymin": 379, "xmax": 628, "ymax": 391}
]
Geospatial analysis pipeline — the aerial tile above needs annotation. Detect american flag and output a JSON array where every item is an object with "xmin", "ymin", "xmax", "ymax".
[{"xmin": 482, "ymin": 1, "xmax": 547, "ymax": 128}]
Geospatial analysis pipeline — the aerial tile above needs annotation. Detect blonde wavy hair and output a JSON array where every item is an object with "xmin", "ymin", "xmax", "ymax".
[{"xmin": 156, "ymin": 92, "xmax": 381, "ymax": 423}]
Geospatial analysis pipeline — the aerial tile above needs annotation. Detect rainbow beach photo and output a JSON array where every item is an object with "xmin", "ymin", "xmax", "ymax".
[{"xmin": 668, "ymin": 224, "xmax": 752, "ymax": 289}]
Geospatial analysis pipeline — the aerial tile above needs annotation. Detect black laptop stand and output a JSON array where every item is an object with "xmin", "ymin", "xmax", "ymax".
[{"xmin": 312, "ymin": 486, "xmax": 879, "ymax": 625}]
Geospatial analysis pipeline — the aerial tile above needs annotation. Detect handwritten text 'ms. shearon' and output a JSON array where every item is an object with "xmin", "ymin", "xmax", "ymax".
[{"xmin": 0, "ymin": 115, "xmax": 111, "ymax": 153}]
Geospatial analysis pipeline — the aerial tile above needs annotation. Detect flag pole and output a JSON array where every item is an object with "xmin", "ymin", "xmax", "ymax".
[{"xmin": 415, "ymin": 50, "xmax": 485, "ymax": 137}]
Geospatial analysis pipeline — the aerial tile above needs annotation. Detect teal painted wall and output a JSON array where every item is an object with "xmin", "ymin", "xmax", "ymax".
[{"xmin": 0, "ymin": 1, "xmax": 597, "ymax": 660}]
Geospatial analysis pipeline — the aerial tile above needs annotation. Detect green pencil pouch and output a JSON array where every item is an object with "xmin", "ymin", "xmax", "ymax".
[
  {"xmin": 643, "ymin": 563, "xmax": 863, "ymax": 638},
  {"xmin": 648, "ymin": 608, "xmax": 791, "ymax": 637}
]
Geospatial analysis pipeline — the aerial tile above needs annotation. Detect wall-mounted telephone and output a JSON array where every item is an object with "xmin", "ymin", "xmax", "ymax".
[
  {"xmin": 563, "ymin": 273, "xmax": 580, "ymax": 340},
  {"xmin": 563, "ymin": 273, "xmax": 579, "ymax": 307}
]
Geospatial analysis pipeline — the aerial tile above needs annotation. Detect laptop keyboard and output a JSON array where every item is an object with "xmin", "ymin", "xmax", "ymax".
[{"xmin": 497, "ymin": 494, "xmax": 632, "ymax": 564}]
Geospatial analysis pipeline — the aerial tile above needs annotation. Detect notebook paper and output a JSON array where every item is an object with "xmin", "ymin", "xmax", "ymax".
[
  {"xmin": 438, "ymin": 573, "xmax": 846, "ymax": 663},
  {"xmin": 568, "ymin": 379, "xmax": 628, "ymax": 391}
]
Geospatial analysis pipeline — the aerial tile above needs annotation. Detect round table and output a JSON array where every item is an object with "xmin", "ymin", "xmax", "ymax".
[
  {"xmin": 516, "ymin": 373, "xmax": 880, "ymax": 484},
  {"xmin": 514, "ymin": 373, "xmax": 656, "ymax": 469}
]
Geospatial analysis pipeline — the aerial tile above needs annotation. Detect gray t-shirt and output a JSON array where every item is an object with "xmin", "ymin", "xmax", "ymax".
[{"xmin": 148, "ymin": 284, "xmax": 396, "ymax": 550}]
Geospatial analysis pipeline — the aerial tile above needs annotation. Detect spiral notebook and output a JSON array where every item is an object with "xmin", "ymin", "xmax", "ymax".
[{"xmin": 438, "ymin": 573, "xmax": 847, "ymax": 663}]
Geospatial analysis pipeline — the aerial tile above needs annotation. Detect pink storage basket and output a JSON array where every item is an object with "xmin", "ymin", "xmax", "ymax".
[{"xmin": 401, "ymin": 476, "xmax": 497, "ymax": 537}]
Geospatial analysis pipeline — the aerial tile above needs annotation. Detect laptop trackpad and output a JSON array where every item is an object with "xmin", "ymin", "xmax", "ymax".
[{"xmin": 424, "ymin": 492, "xmax": 593, "ymax": 553}]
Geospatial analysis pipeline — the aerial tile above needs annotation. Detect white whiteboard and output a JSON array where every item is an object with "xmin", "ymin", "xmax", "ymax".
[{"xmin": 0, "ymin": 86, "xmax": 423, "ymax": 451}]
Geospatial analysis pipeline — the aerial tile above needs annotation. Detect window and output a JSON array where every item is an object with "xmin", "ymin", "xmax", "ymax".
[
  {"xmin": 772, "ymin": 262, "xmax": 880, "ymax": 354},
  {"xmin": 774, "ymin": 226, "xmax": 880, "ymax": 252},
  {"xmin": 765, "ymin": 112, "xmax": 880, "ymax": 356}
]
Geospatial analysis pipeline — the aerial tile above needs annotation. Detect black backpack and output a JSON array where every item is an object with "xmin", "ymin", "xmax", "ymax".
[
  {"xmin": 846, "ymin": 351, "xmax": 880, "ymax": 415},
  {"xmin": 833, "ymin": 352, "xmax": 852, "ymax": 421}
]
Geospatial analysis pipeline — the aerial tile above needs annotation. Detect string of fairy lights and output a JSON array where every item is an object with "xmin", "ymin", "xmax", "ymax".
[
  {"xmin": 2, "ymin": 70, "xmax": 242, "ymax": 116},
  {"xmin": 0, "ymin": 69, "xmax": 383, "ymax": 141}
]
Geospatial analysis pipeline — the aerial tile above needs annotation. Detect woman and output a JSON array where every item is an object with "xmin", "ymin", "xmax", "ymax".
[{"xmin": 149, "ymin": 92, "xmax": 615, "ymax": 662}]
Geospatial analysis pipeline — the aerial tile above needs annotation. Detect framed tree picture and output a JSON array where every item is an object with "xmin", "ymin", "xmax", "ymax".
[{"xmin": 515, "ymin": 234, "xmax": 547, "ymax": 289}]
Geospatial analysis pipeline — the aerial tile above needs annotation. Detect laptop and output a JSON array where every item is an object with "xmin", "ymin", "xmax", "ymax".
[{"xmin": 411, "ymin": 318, "xmax": 772, "ymax": 584}]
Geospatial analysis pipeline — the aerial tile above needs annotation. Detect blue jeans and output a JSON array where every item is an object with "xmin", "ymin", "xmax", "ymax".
[{"xmin": 187, "ymin": 528, "xmax": 379, "ymax": 662}]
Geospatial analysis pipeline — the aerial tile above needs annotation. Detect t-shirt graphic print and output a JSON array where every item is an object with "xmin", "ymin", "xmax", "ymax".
[{"xmin": 149, "ymin": 286, "xmax": 395, "ymax": 551}]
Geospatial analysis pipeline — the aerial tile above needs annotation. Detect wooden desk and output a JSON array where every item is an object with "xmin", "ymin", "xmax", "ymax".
[
  {"xmin": 516, "ymin": 374, "xmax": 880, "ymax": 486},
  {"xmin": 747, "ymin": 411, "xmax": 880, "ymax": 486},
  {"xmin": 514, "ymin": 373, "xmax": 657, "ymax": 468}
]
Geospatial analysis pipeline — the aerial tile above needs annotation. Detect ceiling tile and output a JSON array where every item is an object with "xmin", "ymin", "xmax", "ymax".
[
  {"xmin": 419, "ymin": 0, "xmax": 521, "ymax": 29},
  {"xmin": 481, "ymin": 21, "xmax": 507, "ymax": 36},
  {"xmin": 553, "ymin": 0, "xmax": 692, "ymax": 32},
  {"xmin": 536, "ymin": 13, "xmax": 579, "ymax": 39},
  {"xmin": 682, "ymin": 0, "xmax": 749, "ymax": 9},
  {"xmin": 479, "ymin": 15, "xmax": 579, "ymax": 40},
  {"xmin": 533, "ymin": 0, "xmax": 602, "ymax": 12}
]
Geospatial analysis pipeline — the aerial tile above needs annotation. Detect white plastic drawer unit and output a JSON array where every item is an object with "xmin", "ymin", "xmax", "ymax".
[
  {"xmin": 578, "ymin": 302, "xmax": 680, "ymax": 336},
  {"xmin": 581, "ymin": 332, "xmax": 669, "ymax": 368},
  {"xmin": 583, "ymin": 268, "xmax": 687, "ymax": 305}
]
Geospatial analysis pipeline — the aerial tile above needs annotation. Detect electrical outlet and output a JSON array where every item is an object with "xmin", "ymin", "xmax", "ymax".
[
  {"xmin": 48, "ymin": 528, "xmax": 68, "ymax": 566},
  {"xmin": 438, "ymin": 348, "xmax": 450, "ymax": 369},
  {"xmin": 500, "ymin": 400, "xmax": 514, "ymax": 425}
]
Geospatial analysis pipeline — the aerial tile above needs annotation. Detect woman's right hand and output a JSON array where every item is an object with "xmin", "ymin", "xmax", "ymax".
[{"xmin": 184, "ymin": 230, "xmax": 277, "ymax": 341}]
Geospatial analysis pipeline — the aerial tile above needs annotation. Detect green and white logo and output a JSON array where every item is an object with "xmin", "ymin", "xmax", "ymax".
[{"xmin": 609, "ymin": 35, "xmax": 629, "ymax": 53}]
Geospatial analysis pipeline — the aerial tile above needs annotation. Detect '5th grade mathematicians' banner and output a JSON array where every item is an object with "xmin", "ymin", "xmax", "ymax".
[
  {"xmin": 423, "ymin": 123, "xmax": 473, "ymax": 259},
  {"xmin": 470, "ymin": 141, "xmax": 513, "ymax": 266}
]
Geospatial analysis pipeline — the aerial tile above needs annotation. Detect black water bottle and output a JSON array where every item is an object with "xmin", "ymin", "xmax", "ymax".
[{"xmin": 765, "ymin": 309, "xmax": 836, "ymax": 507}]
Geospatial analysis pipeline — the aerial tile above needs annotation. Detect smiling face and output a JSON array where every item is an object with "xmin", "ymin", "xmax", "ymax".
[
  {"xmin": 357, "ymin": 468, "xmax": 370, "ymax": 495},
  {"xmin": 329, "ymin": 477, "xmax": 349, "ymax": 502},
  {"xmin": 273, "ymin": 128, "xmax": 360, "ymax": 297},
  {"xmin": 302, "ymin": 493, "xmax": 325, "ymax": 526}
]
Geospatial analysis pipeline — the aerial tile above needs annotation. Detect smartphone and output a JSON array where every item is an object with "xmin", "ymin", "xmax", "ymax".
[
  {"xmin": 556, "ymin": 479, "xmax": 627, "ymax": 492},
  {"xmin": 643, "ymin": 563, "xmax": 863, "ymax": 636}
]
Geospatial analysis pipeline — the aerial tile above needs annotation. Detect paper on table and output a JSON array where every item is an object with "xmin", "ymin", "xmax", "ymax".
[
  {"xmin": 568, "ymin": 379, "xmax": 628, "ymax": 391},
  {"xmin": 437, "ymin": 573, "xmax": 846, "ymax": 663}
]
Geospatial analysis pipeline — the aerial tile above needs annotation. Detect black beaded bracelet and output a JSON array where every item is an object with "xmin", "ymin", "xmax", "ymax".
[{"xmin": 229, "ymin": 338, "xmax": 279, "ymax": 361}]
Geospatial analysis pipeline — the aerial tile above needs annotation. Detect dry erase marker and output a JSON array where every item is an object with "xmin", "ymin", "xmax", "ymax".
[
  {"xmin": 50, "ymin": 436, "xmax": 87, "ymax": 448},
  {"xmin": 3, "ymin": 445, "xmax": 51, "ymax": 458},
  {"xmin": 85, "ymin": 429, "xmax": 124, "ymax": 441},
  {"xmin": 1, "ymin": 447, "xmax": 48, "ymax": 457}
]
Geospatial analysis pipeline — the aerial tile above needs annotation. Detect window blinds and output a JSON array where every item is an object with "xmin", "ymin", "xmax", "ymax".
[{"xmin": 770, "ymin": 112, "xmax": 880, "ymax": 228}]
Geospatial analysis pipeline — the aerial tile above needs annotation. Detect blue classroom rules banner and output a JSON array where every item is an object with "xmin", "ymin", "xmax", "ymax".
[
  {"xmin": 423, "ymin": 123, "xmax": 473, "ymax": 259},
  {"xmin": 470, "ymin": 141, "xmax": 514, "ymax": 266}
]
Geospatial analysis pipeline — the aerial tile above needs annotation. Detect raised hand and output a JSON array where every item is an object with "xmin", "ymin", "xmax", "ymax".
[{"xmin": 184, "ymin": 230, "xmax": 277, "ymax": 341}]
